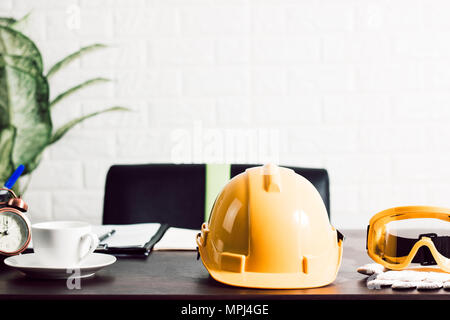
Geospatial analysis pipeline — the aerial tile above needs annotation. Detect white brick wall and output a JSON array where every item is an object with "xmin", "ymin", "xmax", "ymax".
[{"xmin": 4, "ymin": 0, "xmax": 450, "ymax": 230}]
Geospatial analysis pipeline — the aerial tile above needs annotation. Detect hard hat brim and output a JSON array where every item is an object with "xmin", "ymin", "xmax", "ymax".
[{"xmin": 198, "ymin": 246, "xmax": 339, "ymax": 289}]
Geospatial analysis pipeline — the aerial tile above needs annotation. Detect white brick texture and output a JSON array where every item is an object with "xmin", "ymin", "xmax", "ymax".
[{"xmin": 6, "ymin": 0, "xmax": 450, "ymax": 228}]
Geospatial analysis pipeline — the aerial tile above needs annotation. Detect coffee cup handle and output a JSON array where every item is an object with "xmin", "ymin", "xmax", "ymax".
[{"xmin": 79, "ymin": 232, "xmax": 99, "ymax": 263}]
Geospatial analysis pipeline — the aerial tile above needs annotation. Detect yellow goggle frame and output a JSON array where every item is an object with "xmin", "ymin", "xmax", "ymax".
[{"xmin": 367, "ymin": 206, "xmax": 450, "ymax": 272}]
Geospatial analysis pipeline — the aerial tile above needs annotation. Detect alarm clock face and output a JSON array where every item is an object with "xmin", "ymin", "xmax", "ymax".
[{"xmin": 0, "ymin": 210, "xmax": 30, "ymax": 255}]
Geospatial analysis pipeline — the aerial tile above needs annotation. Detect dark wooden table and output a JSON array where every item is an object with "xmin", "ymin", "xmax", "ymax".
[{"xmin": 0, "ymin": 230, "xmax": 449, "ymax": 300}]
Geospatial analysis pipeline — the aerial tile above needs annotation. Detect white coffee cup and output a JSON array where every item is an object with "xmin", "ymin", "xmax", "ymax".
[{"xmin": 32, "ymin": 221, "xmax": 99, "ymax": 267}]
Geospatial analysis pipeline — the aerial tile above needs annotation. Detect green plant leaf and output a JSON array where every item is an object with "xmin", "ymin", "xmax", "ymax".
[
  {"xmin": 0, "ymin": 126, "xmax": 15, "ymax": 181},
  {"xmin": 0, "ymin": 18, "xmax": 16, "ymax": 27},
  {"xmin": 46, "ymin": 43, "xmax": 107, "ymax": 79},
  {"xmin": 8, "ymin": 12, "xmax": 31, "ymax": 32},
  {"xmin": 20, "ymin": 148, "xmax": 44, "ymax": 176},
  {"xmin": 0, "ymin": 25, "xmax": 43, "ymax": 73},
  {"xmin": 50, "ymin": 106, "xmax": 129, "ymax": 145},
  {"xmin": 0, "ymin": 54, "xmax": 40, "ymax": 76},
  {"xmin": 49, "ymin": 77, "xmax": 111, "ymax": 108},
  {"xmin": 0, "ymin": 61, "xmax": 52, "ymax": 176}
]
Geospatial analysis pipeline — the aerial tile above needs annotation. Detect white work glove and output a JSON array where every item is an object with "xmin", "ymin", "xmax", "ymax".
[{"xmin": 357, "ymin": 263, "xmax": 450, "ymax": 290}]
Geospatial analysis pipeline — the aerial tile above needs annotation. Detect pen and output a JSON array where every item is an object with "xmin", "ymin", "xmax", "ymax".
[
  {"xmin": 0, "ymin": 165, "xmax": 25, "ymax": 203},
  {"xmin": 4, "ymin": 165, "xmax": 25, "ymax": 189},
  {"xmin": 99, "ymin": 229, "xmax": 116, "ymax": 242}
]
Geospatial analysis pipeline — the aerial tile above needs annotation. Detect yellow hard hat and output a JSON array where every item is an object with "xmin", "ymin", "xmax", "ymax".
[{"xmin": 196, "ymin": 164, "xmax": 344, "ymax": 289}]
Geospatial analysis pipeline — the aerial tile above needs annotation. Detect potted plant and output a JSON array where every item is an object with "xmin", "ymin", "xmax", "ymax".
[{"xmin": 0, "ymin": 14, "xmax": 127, "ymax": 193}]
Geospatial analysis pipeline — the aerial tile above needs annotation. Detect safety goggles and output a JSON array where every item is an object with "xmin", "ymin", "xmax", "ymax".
[{"xmin": 366, "ymin": 206, "xmax": 450, "ymax": 272}]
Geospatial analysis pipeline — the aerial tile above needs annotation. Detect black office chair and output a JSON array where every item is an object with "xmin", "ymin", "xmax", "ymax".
[{"xmin": 102, "ymin": 164, "xmax": 330, "ymax": 229}]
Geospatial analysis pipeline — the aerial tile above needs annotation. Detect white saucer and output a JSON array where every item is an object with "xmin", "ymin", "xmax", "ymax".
[{"xmin": 4, "ymin": 253, "xmax": 117, "ymax": 279}]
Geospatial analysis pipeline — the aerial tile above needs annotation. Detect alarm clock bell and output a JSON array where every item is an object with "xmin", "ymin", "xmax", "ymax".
[{"xmin": 0, "ymin": 188, "xmax": 31, "ymax": 256}]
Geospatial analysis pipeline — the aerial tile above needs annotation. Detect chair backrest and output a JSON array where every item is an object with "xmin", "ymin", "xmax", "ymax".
[{"xmin": 103, "ymin": 164, "xmax": 330, "ymax": 229}]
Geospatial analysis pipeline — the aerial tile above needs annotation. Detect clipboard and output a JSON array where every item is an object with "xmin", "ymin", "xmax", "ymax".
[{"xmin": 94, "ymin": 223, "xmax": 170, "ymax": 257}]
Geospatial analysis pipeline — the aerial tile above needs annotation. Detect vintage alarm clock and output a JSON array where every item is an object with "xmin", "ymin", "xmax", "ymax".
[{"xmin": 0, "ymin": 188, "xmax": 31, "ymax": 256}]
